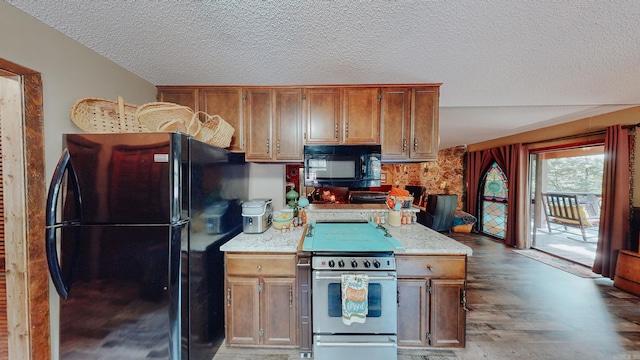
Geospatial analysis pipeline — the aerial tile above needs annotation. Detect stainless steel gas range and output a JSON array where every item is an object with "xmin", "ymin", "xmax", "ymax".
[{"xmin": 302, "ymin": 221, "xmax": 403, "ymax": 360}]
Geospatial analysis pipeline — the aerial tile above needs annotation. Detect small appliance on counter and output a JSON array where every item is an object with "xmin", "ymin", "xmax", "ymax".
[{"xmin": 241, "ymin": 198, "xmax": 273, "ymax": 233}]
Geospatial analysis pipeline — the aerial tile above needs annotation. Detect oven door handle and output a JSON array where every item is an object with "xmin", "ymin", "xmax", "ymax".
[
  {"xmin": 315, "ymin": 339, "xmax": 397, "ymax": 347},
  {"xmin": 314, "ymin": 274, "xmax": 397, "ymax": 281}
]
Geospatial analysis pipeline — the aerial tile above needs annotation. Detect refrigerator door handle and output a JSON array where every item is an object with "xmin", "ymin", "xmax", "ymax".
[{"xmin": 45, "ymin": 149, "xmax": 81, "ymax": 299}]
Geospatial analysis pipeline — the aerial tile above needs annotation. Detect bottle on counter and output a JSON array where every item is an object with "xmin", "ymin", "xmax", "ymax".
[{"xmin": 300, "ymin": 209, "xmax": 306, "ymax": 224}]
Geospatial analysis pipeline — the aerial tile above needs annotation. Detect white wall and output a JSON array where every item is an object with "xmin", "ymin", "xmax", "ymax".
[
  {"xmin": 0, "ymin": 1, "xmax": 158, "ymax": 180},
  {"xmin": 0, "ymin": 3, "xmax": 157, "ymax": 359},
  {"xmin": 249, "ymin": 163, "xmax": 286, "ymax": 211}
]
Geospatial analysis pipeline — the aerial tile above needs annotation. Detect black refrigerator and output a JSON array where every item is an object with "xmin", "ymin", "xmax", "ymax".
[{"xmin": 45, "ymin": 132, "xmax": 249, "ymax": 359}]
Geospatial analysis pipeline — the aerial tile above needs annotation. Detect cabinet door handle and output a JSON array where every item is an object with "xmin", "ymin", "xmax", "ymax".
[
  {"xmin": 462, "ymin": 289, "xmax": 469, "ymax": 311},
  {"xmin": 402, "ymin": 139, "xmax": 407, "ymax": 153},
  {"xmin": 227, "ymin": 288, "xmax": 231, "ymax": 307},
  {"xmin": 257, "ymin": 265, "xmax": 262, "ymax": 271},
  {"xmin": 426, "ymin": 265, "xmax": 434, "ymax": 272},
  {"xmin": 413, "ymin": 137, "xmax": 418, "ymax": 151},
  {"xmin": 345, "ymin": 123, "xmax": 349, "ymax": 138},
  {"xmin": 289, "ymin": 287, "xmax": 293, "ymax": 308},
  {"xmin": 334, "ymin": 123, "xmax": 338, "ymax": 139},
  {"xmin": 277, "ymin": 139, "xmax": 281, "ymax": 154},
  {"xmin": 266, "ymin": 139, "xmax": 270, "ymax": 153}
]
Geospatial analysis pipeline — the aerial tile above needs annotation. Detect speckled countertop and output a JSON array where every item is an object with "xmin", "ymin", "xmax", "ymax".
[
  {"xmin": 385, "ymin": 224, "xmax": 472, "ymax": 255},
  {"xmin": 220, "ymin": 210, "xmax": 472, "ymax": 256},
  {"xmin": 220, "ymin": 225, "xmax": 307, "ymax": 253}
]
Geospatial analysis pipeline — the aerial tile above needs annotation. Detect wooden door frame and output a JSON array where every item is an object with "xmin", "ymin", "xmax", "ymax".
[{"xmin": 0, "ymin": 57, "xmax": 49, "ymax": 360}]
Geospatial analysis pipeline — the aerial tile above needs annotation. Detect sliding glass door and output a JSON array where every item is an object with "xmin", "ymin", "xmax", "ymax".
[{"xmin": 529, "ymin": 145, "xmax": 604, "ymax": 266}]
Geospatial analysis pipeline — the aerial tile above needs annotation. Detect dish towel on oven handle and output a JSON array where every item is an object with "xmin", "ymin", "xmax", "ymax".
[{"xmin": 341, "ymin": 273, "xmax": 369, "ymax": 325}]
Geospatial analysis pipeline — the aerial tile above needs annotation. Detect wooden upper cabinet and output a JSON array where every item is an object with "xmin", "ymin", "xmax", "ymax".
[
  {"xmin": 382, "ymin": 86, "xmax": 439, "ymax": 162},
  {"xmin": 381, "ymin": 87, "xmax": 411, "ymax": 160},
  {"xmin": 342, "ymin": 88, "xmax": 380, "ymax": 144},
  {"xmin": 157, "ymin": 87, "xmax": 198, "ymax": 110},
  {"xmin": 158, "ymin": 84, "xmax": 439, "ymax": 161},
  {"xmin": 243, "ymin": 88, "xmax": 274, "ymax": 161},
  {"xmin": 199, "ymin": 88, "xmax": 244, "ymax": 152},
  {"xmin": 304, "ymin": 88, "xmax": 341, "ymax": 144},
  {"xmin": 274, "ymin": 88, "xmax": 303, "ymax": 161},
  {"xmin": 244, "ymin": 88, "xmax": 304, "ymax": 162},
  {"xmin": 157, "ymin": 87, "xmax": 244, "ymax": 152},
  {"xmin": 410, "ymin": 87, "xmax": 439, "ymax": 161}
]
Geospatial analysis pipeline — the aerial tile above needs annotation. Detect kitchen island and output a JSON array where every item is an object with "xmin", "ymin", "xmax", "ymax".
[
  {"xmin": 220, "ymin": 221, "xmax": 472, "ymax": 255},
  {"xmin": 220, "ymin": 216, "xmax": 472, "ymax": 353}
]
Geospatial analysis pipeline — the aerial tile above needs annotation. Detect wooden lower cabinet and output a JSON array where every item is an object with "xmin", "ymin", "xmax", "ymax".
[
  {"xmin": 396, "ymin": 255, "xmax": 467, "ymax": 348},
  {"xmin": 397, "ymin": 279, "xmax": 428, "ymax": 347},
  {"xmin": 226, "ymin": 276, "xmax": 260, "ymax": 344},
  {"xmin": 430, "ymin": 279, "xmax": 466, "ymax": 347},
  {"xmin": 224, "ymin": 253, "xmax": 297, "ymax": 347},
  {"xmin": 261, "ymin": 277, "xmax": 297, "ymax": 345},
  {"xmin": 224, "ymin": 252, "xmax": 465, "ymax": 350}
]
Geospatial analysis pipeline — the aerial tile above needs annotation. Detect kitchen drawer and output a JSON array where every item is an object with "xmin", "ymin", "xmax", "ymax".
[
  {"xmin": 396, "ymin": 255, "xmax": 466, "ymax": 279},
  {"xmin": 226, "ymin": 253, "xmax": 296, "ymax": 276}
]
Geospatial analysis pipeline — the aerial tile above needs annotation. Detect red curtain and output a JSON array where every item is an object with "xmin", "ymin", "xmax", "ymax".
[
  {"xmin": 592, "ymin": 125, "xmax": 631, "ymax": 279},
  {"xmin": 466, "ymin": 144, "xmax": 527, "ymax": 247},
  {"xmin": 465, "ymin": 149, "xmax": 492, "ymax": 221}
]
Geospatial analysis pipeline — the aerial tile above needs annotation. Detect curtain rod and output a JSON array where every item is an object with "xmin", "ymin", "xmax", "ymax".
[
  {"xmin": 524, "ymin": 123, "xmax": 639, "ymax": 146},
  {"xmin": 523, "ymin": 130, "xmax": 606, "ymax": 145},
  {"xmin": 622, "ymin": 122, "xmax": 640, "ymax": 129}
]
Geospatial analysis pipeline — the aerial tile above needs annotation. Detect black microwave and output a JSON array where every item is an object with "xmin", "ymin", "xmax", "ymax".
[{"xmin": 304, "ymin": 145, "xmax": 382, "ymax": 188}]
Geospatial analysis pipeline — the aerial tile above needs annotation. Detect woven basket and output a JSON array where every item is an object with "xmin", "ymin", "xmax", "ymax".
[
  {"xmin": 135, "ymin": 102, "xmax": 198, "ymax": 134},
  {"xmin": 194, "ymin": 112, "xmax": 235, "ymax": 148},
  {"xmin": 70, "ymin": 96, "xmax": 148, "ymax": 133}
]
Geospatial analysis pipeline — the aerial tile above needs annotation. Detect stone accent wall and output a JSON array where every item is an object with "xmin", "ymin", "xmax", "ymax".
[{"xmin": 382, "ymin": 145, "xmax": 467, "ymax": 210}]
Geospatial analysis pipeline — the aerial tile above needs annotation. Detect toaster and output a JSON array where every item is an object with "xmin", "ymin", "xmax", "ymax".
[{"xmin": 241, "ymin": 199, "xmax": 273, "ymax": 233}]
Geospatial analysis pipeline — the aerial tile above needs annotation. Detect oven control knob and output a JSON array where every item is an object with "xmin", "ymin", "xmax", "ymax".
[
  {"xmin": 373, "ymin": 259, "xmax": 381, "ymax": 268},
  {"xmin": 351, "ymin": 259, "xmax": 358, "ymax": 268},
  {"xmin": 338, "ymin": 260, "xmax": 345, "ymax": 268},
  {"xmin": 328, "ymin": 260, "xmax": 335, "ymax": 268},
  {"xmin": 363, "ymin": 260, "xmax": 371, "ymax": 268}
]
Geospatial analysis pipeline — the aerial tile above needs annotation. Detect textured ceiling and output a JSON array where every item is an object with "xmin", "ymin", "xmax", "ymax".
[{"xmin": 6, "ymin": 0, "xmax": 640, "ymax": 149}]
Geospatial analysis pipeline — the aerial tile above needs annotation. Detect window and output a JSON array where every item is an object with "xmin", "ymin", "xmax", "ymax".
[{"xmin": 481, "ymin": 162, "xmax": 508, "ymax": 239}]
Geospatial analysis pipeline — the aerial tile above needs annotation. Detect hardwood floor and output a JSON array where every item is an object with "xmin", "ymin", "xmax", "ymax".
[{"xmin": 214, "ymin": 232, "xmax": 640, "ymax": 360}]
